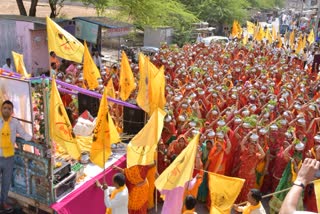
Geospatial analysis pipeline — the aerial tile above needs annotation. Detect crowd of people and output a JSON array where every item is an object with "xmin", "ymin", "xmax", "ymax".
[{"xmin": 48, "ymin": 34, "xmax": 320, "ymax": 213}]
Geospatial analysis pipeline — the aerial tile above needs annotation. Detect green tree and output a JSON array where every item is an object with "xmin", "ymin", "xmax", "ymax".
[
  {"xmin": 74, "ymin": 0, "xmax": 109, "ymax": 16},
  {"xmin": 108, "ymin": 0, "xmax": 197, "ymax": 30},
  {"xmin": 196, "ymin": 0, "xmax": 249, "ymax": 34}
]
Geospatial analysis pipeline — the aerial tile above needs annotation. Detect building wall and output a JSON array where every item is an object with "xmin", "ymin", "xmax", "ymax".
[
  {"xmin": 15, "ymin": 21, "xmax": 49, "ymax": 76},
  {"xmin": 0, "ymin": 20, "xmax": 17, "ymax": 69},
  {"xmin": 0, "ymin": 20, "xmax": 49, "ymax": 76},
  {"xmin": 144, "ymin": 27, "xmax": 174, "ymax": 48}
]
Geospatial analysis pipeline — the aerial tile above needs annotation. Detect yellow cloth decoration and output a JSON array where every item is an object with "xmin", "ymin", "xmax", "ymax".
[
  {"xmin": 136, "ymin": 53, "xmax": 151, "ymax": 113},
  {"xmin": 83, "ymin": 41, "xmax": 101, "ymax": 90},
  {"xmin": 119, "ymin": 51, "xmax": 136, "ymax": 101},
  {"xmin": 155, "ymin": 134, "xmax": 199, "ymax": 191},
  {"xmin": 313, "ymin": 179, "xmax": 320, "ymax": 211},
  {"xmin": 46, "ymin": 16, "xmax": 84, "ymax": 63},
  {"xmin": 127, "ymin": 108, "xmax": 166, "ymax": 168},
  {"xmin": 208, "ymin": 172, "xmax": 245, "ymax": 214},
  {"xmin": 0, "ymin": 118, "xmax": 14, "ymax": 157},
  {"xmin": 243, "ymin": 202, "xmax": 262, "ymax": 214},
  {"xmin": 11, "ymin": 51, "xmax": 30, "ymax": 77},
  {"xmin": 49, "ymin": 78, "xmax": 81, "ymax": 160},
  {"xmin": 106, "ymin": 186, "xmax": 126, "ymax": 214}
]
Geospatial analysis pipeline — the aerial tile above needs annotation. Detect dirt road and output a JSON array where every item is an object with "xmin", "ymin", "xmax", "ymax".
[{"xmin": 0, "ymin": 0, "xmax": 96, "ymax": 18}]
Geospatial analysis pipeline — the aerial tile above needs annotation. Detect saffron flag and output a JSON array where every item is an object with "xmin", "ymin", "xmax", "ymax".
[
  {"xmin": 246, "ymin": 21, "xmax": 255, "ymax": 35},
  {"xmin": 314, "ymin": 179, "xmax": 320, "ymax": 211},
  {"xmin": 296, "ymin": 35, "xmax": 303, "ymax": 54},
  {"xmin": 119, "ymin": 51, "xmax": 136, "ymax": 101},
  {"xmin": 155, "ymin": 134, "xmax": 199, "ymax": 191},
  {"xmin": 302, "ymin": 35, "xmax": 307, "ymax": 50},
  {"xmin": 232, "ymin": 20, "xmax": 239, "ymax": 38},
  {"xmin": 149, "ymin": 65, "xmax": 166, "ymax": 115},
  {"xmin": 243, "ymin": 33, "xmax": 248, "ymax": 45},
  {"xmin": 308, "ymin": 29, "xmax": 315, "ymax": 44},
  {"xmin": 289, "ymin": 30, "xmax": 295, "ymax": 49},
  {"xmin": 90, "ymin": 87, "xmax": 120, "ymax": 168},
  {"xmin": 46, "ymin": 16, "xmax": 84, "ymax": 63},
  {"xmin": 136, "ymin": 53, "xmax": 151, "ymax": 113},
  {"xmin": 127, "ymin": 108, "xmax": 166, "ymax": 167},
  {"xmin": 49, "ymin": 78, "xmax": 81, "ymax": 159},
  {"xmin": 106, "ymin": 78, "xmax": 116, "ymax": 99},
  {"xmin": 83, "ymin": 41, "xmax": 101, "ymax": 90},
  {"xmin": 266, "ymin": 30, "xmax": 272, "ymax": 43},
  {"xmin": 11, "ymin": 51, "xmax": 29, "ymax": 77},
  {"xmin": 208, "ymin": 172, "xmax": 245, "ymax": 214}
]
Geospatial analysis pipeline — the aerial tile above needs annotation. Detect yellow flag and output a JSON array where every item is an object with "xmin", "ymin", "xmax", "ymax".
[
  {"xmin": 266, "ymin": 30, "xmax": 272, "ymax": 43},
  {"xmin": 136, "ymin": 53, "xmax": 151, "ymax": 113},
  {"xmin": 46, "ymin": 16, "xmax": 84, "ymax": 63},
  {"xmin": 308, "ymin": 29, "xmax": 315, "ymax": 44},
  {"xmin": 296, "ymin": 35, "xmax": 303, "ymax": 53},
  {"xmin": 127, "ymin": 108, "xmax": 166, "ymax": 167},
  {"xmin": 255, "ymin": 26, "xmax": 264, "ymax": 41},
  {"xmin": 302, "ymin": 35, "xmax": 307, "ymax": 50},
  {"xmin": 119, "ymin": 51, "xmax": 136, "ymax": 101},
  {"xmin": 155, "ymin": 134, "xmax": 199, "ymax": 191},
  {"xmin": 242, "ymin": 34, "xmax": 248, "ymax": 45},
  {"xmin": 246, "ymin": 21, "xmax": 255, "ymax": 35},
  {"xmin": 83, "ymin": 41, "xmax": 101, "ymax": 90},
  {"xmin": 208, "ymin": 173, "xmax": 245, "ymax": 214},
  {"xmin": 272, "ymin": 25, "xmax": 277, "ymax": 41},
  {"xmin": 314, "ymin": 179, "xmax": 320, "ymax": 211},
  {"xmin": 289, "ymin": 30, "xmax": 295, "ymax": 49},
  {"xmin": 49, "ymin": 78, "xmax": 81, "ymax": 160},
  {"xmin": 106, "ymin": 79, "xmax": 116, "ymax": 99},
  {"xmin": 90, "ymin": 87, "xmax": 120, "ymax": 168},
  {"xmin": 11, "ymin": 51, "xmax": 29, "ymax": 77},
  {"xmin": 149, "ymin": 65, "xmax": 166, "ymax": 115}
]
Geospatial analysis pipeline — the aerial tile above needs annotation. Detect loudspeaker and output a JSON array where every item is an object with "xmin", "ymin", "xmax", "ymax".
[
  {"xmin": 78, "ymin": 93, "xmax": 100, "ymax": 117},
  {"xmin": 123, "ymin": 106, "xmax": 146, "ymax": 142}
]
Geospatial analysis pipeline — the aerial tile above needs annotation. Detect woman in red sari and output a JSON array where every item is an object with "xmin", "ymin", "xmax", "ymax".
[{"xmin": 237, "ymin": 133, "xmax": 265, "ymax": 203}]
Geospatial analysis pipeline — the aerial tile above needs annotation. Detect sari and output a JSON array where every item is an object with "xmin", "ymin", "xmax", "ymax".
[
  {"xmin": 197, "ymin": 141, "xmax": 211, "ymax": 202},
  {"xmin": 269, "ymin": 152, "xmax": 304, "ymax": 213},
  {"xmin": 124, "ymin": 165, "xmax": 150, "ymax": 214},
  {"xmin": 236, "ymin": 149, "xmax": 260, "ymax": 203}
]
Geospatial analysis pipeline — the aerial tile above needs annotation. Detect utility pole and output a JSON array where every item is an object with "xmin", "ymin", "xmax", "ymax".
[{"xmin": 314, "ymin": 0, "xmax": 320, "ymax": 40}]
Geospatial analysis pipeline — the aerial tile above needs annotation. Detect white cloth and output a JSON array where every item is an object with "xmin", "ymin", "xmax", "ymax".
[
  {"xmin": 0, "ymin": 117, "xmax": 32, "ymax": 157},
  {"xmin": 104, "ymin": 186, "xmax": 128, "ymax": 214},
  {"xmin": 2, "ymin": 64, "xmax": 14, "ymax": 71}
]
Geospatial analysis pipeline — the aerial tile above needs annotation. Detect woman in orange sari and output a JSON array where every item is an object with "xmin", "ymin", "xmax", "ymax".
[
  {"xmin": 204, "ymin": 132, "xmax": 231, "ymax": 209},
  {"xmin": 113, "ymin": 164, "xmax": 154, "ymax": 214}
]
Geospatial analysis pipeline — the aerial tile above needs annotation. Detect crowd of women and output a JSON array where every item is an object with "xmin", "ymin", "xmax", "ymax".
[{"xmin": 52, "ymin": 33, "xmax": 320, "ymax": 212}]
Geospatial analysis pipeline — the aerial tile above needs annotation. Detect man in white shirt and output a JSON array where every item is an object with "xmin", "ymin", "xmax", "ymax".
[
  {"xmin": 2, "ymin": 58, "xmax": 14, "ymax": 71},
  {"xmin": 96, "ymin": 173, "xmax": 128, "ymax": 214}
]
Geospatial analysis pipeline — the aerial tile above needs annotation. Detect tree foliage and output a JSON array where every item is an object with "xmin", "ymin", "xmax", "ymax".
[
  {"xmin": 74, "ymin": 0, "xmax": 109, "ymax": 16},
  {"xmin": 107, "ymin": 0, "xmax": 197, "ymax": 29}
]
